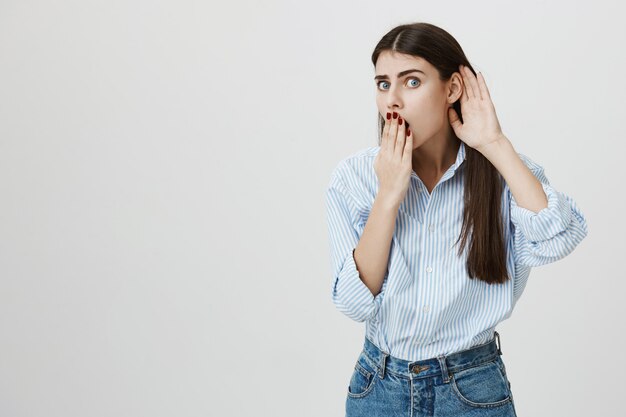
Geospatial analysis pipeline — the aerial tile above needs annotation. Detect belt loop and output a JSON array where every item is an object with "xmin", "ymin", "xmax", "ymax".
[
  {"xmin": 378, "ymin": 352, "xmax": 388, "ymax": 379},
  {"xmin": 494, "ymin": 331, "xmax": 502, "ymax": 355},
  {"xmin": 437, "ymin": 355, "xmax": 450, "ymax": 384}
]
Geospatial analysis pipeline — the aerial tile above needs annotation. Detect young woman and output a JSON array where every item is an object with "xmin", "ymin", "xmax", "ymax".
[{"xmin": 325, "ymin": 22, "xmax": 588, "ymax": 416}]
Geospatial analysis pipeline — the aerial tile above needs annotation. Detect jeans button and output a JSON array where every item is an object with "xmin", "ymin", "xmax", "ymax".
[{"xmin": 412, "ymin": 364, "xmax": 429, "ymax": 374}]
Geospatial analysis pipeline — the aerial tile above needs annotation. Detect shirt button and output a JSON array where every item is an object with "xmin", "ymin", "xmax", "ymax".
[
  {"xmin": 426, "ymin": 266, "xmax": 433, "ymax": 273},
  {"xmin": 423, "ymin": 305, "xmax": 430, "ymax": 313},
  {"xmin": 428, "ymin": 224, "xmax": 435, "ymax": 232}
]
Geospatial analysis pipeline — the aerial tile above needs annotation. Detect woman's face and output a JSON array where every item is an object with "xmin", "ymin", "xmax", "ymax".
[{"xmin": 374, "ymin": 51, "xmax": 462, "ymax": 148}]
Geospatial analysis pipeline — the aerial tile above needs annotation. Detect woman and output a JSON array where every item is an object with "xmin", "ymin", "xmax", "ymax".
[{"xmin": 324, "ymin": 22, "xmax": 588, "ymax": 416}]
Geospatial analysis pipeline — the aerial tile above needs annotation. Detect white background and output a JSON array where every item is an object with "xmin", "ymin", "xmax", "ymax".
[{"xmin": 0, "ymin": 0, "xmax": 622, "ymax": 416}]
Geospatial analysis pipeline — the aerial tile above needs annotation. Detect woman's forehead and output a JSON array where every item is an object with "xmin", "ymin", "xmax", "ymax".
[
  {"xmin": 375, "ymin": 53, "xmax": 433, "ymax": 77},
  {"xmin": 376, "ymin": 53, "xmax": 431, "ymax": 71}
]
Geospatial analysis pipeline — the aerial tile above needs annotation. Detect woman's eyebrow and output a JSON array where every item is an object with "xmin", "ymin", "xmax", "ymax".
[{"xmin": 374, "ymin": 68, "xmax": 425, "ymax": 80}]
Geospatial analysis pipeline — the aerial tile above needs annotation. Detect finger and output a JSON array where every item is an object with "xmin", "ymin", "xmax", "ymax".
[
  {"xmin": 458, "ymin": 70, "xmax": 469, "ymax": 104},
  {"xmin": 459, "ymin": 65, "xmax": 474, "ymax": 99},
  {"xmin": 462, "ymin": 65, "xmax": 481, "ymax": 100},
  {"xmin": 460, "ymin": 65, "xmax": 474, "ymax": 99},
  {"xmin": 460, "ymin": 81, "xmax": 468, "ymax": 104},
  {"xmin": 381, "ymin": 112, "xmax": 391, "ymax": 152},
  {"xmin": 388, "ymin": 112, "xmax": 399, "ymax": 154},
  {"xmin": 477, "ymin": 72, "xmax": 491, "ymax": 100},
  {"xmin": 448, "ymin": 106, "xmax": 462, "ymax": 131},
  {"xmin": 402, "ymin": 126, "xmax": 412, "ymax": 165},
  {"xmin": 394, "ymin": 116, "xmax": 406, "ymax": 160}
]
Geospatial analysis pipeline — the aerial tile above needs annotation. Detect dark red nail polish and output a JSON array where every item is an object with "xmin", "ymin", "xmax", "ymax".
[
  {"xmin": 386, "ymin": 112, "xmax": 391, "ymax": 120},
  {"xmin": 393, "ymin": 112, "xmax": 398, "ymax": 119},
  {"xmin": 407, "ymin": 128, "xmax": 411, "ymax": 136},
  {"xmin": 398, "ymin": 117, "xmax": 403, "ymax": 125}
]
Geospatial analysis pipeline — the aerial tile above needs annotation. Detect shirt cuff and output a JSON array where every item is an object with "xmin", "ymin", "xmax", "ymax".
[
  {"xmin": 510, "ymin": 182, "xmax": 573, "ymax": 243},
  {"xmin": 332, "ymin": 248, "xmax": 381, "ymax": 322}
]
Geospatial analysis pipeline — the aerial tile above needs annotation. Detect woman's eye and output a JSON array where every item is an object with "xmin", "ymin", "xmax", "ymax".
[
  {"xmin": 407, "ymin": 78, "xmax": 420, "ymax": 87},
  {"xmin": 377, "ymin": 81, "xmax": 390, "ymax": 90}
]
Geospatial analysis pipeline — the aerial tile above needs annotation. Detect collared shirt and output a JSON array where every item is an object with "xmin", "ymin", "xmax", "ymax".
[{"xmin": 324, "ymin": 141, "xmax": 588, "ymax": 361}]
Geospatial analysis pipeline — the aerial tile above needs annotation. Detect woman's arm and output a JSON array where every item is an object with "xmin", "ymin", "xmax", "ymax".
[
  {"xmin": 481, "ymin": 136, "xmax": 588, "ymax": 266},
  {"xmin": 353, "ymin": 188, "xmax": 399, "ymax": 297},
  {"xmin": 325, "ymin": 174, "xmax": 399, "ymax": 322},
  {"xmin": 479, "ymin": 135, "xmax": 548, "ymax": 213}
]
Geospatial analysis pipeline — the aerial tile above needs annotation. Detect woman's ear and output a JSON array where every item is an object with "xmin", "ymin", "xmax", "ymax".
[{"xmin": 447, "ymin": 72, "xmax": 464, "ymax": 104}]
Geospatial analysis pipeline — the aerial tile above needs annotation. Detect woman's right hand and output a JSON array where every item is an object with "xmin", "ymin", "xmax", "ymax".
[{"xmin": 373, "ymin": 112, "xmax": 413, "ymax": 207}]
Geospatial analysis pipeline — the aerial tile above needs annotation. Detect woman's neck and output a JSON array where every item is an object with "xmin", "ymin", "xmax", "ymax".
[{"xmin": 412, "ymin": 130, "xmax": 461, "ymax": 178}]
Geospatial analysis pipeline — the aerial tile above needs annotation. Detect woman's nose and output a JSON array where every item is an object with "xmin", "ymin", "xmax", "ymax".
[{"xmin": 386, "ymin": 89, "xmax": 402, "ymax": 108}]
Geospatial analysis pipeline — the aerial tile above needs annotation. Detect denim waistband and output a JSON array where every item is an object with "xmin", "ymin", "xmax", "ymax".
[{"xmin": 362, "ymin": 331, "xmax": 502, "ymax": 383}]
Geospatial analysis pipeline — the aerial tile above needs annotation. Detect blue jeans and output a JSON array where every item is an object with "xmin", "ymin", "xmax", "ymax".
[{"xmin": 345, "ymin": 332, "xmax": 518, "ymax": 416}]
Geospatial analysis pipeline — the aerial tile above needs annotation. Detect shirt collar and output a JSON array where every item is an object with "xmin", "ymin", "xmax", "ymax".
[{"xmin": 451, "ymin": 141, "xmax": 467, "ymax": 172}]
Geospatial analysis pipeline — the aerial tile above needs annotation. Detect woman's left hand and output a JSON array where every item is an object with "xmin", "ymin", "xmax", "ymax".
[{"xmin": 448, "ymin": 65, "xmax": 505, "ymax": 153}]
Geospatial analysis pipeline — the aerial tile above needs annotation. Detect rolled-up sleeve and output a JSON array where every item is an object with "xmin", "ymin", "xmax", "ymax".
[
  {"xmin": 325, "ymin": 174, "xmax": 383, "ymax": 322},
  {"xmin": 510, "ymin": 155, "xmax": 588, "ymax": 267}
]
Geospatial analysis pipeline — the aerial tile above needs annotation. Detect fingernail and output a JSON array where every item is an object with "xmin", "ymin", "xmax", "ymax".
[
  {"xmin": 386, "ymin": 112, "xmax": 391, "ymax": 120},
  {"xmin": 407, "ymin": 128, "xmax": 411, "ymax": 136},
  {"xmin": 393, "ymin": 112, "xmax": 398, "ymax": 119},
  {"xmin": 398, "ymin": 117, "xmax": 403, "ymax": 125}
]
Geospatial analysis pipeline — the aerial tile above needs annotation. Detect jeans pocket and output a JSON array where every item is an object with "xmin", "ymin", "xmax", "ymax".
[
  {"xmin": 347, "ymin": 351, "xmax": 379, "ymax": 398},
  {"xmin": 450, "ymin": 359, "xmax": 512, "ymax": 408}
]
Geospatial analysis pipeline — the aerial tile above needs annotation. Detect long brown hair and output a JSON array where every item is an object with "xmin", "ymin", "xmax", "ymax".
[{"xmin": 372, "ymin": 22, "xmax": 509, "ymax": 284}]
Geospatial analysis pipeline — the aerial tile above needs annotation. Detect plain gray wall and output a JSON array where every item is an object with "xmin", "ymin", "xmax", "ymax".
[{"xmin": 0, "ymin": 0, "xmax": 622, "ymax": 416}]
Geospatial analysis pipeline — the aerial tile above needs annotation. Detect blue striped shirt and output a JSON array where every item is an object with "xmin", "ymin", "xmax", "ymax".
[{"xmin": 324, "ymin": 141, "xmax": 588, "ymax": 361}]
